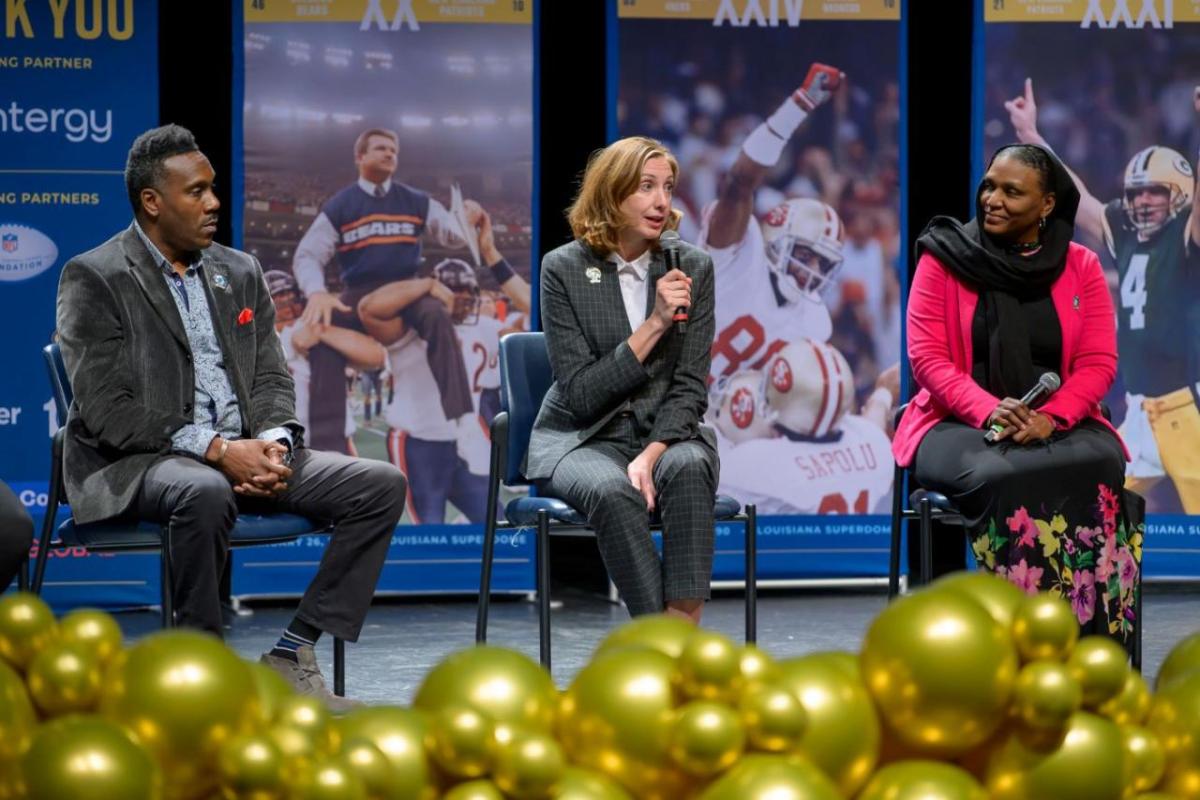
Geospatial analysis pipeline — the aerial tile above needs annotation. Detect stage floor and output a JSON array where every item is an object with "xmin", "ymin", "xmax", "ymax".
[{"xmin": 110, "ymin": 585, "xmax": 1199, "ymax": 705}]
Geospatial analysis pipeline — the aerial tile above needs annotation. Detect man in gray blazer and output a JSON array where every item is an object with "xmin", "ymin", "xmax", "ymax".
[
  {"xmin": 55, "ymin": 125, "xmax": 406, "ymax": 710},
  {"xmin": 526, "ymin": 136, "xmax": 719, "ymax": 621}
]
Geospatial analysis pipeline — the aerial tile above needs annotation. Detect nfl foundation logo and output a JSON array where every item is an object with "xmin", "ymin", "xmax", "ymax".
[{"xmin": 1, "ymin": 234, "xmax": 16, "ymax": 253}]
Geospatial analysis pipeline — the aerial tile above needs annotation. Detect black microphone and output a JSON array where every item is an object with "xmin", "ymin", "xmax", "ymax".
[
  {"xmin": 659, "ymin": 230, "xmax": 686, "ymax": 334},
  {"xmin": 984, "ymin": 372, "xmax": 1062, "ymax": 443}
]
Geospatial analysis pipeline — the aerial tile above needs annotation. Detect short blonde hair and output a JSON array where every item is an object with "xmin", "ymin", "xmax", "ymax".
[{"xmin": 567, "ymin": 136, "xmax": 683, "ymax": 255}]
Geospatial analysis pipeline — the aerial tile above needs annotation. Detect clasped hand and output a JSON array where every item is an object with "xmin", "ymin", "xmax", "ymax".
[{"xmin": 987, "ymin": 398, "xmax": 1054, "ymax": 445}]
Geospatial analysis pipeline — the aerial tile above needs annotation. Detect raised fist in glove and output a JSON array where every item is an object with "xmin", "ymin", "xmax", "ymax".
[{"xmin": 794, "ymin": 63, "xmax": 845, "ymax": 112}]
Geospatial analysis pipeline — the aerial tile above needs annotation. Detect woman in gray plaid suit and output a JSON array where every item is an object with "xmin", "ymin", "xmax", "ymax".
[{"xmin": 525, "ymin": 137, "xmax": 719, "ymax": 622}]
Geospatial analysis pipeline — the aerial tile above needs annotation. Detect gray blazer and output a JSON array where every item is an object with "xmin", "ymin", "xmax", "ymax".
[
  {"xmin": 55, "ymin": 225, "xmax": 300, "ymax": 524},
  {"xmin": 524, "ymin": 238, "xmax": 717, "ymax": 481}
]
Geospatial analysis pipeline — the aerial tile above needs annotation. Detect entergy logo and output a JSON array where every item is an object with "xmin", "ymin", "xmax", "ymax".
[{"xmin": 0, "ymin": 224, "xmax": 58, "ymax": 282}]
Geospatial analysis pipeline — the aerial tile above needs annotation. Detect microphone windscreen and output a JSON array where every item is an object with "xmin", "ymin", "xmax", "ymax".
[{"xmin": 659, "ymin": 229, "xmax": 681, "ymax": 252}]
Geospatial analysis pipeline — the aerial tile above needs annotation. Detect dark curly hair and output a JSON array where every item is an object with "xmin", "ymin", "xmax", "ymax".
[{"xmin": 124, "ymin": 124, "xmax": 200, "ymax": 215}]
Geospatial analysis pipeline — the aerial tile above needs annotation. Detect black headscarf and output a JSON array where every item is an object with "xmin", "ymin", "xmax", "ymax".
[{"xmin": 916, "ymin": 143, "xmax": 1080, "ymax": 399}]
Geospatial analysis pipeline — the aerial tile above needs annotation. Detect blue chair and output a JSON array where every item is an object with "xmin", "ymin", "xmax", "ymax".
[
  {"xmin": 474, "ymin": 332, "xmax": 758, "ymax": 669},
  {"xmin": 33, "ymin": 344, "xmax": 349, "ymax": 694},
  {"xmin": 888, "ymin": 401, "xmax": 1142, "ymax": 671}
]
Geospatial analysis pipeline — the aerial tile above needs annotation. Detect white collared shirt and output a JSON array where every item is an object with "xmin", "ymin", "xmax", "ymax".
[
  {"xmin": 609, "ymin": 249, "xmax": 653, "ymax": 333},
  {"xmin": 357, "ymin": 177, "xmax": 392, "ymax": 197}
]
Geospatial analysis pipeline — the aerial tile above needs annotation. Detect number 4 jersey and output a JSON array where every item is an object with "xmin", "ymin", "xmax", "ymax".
[{"xmin": 1104, "ymin": 199, "xmax": 1200, "ymax": 397}]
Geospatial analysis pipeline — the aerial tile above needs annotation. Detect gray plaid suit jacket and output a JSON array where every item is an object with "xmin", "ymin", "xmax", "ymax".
[
  {"xmin": 55, "ymin": 225, "xmax": 300, "ymax": 524},
  {"xmin": 524, "ymin": 238, "xmax": 717, "ymax": 481}
]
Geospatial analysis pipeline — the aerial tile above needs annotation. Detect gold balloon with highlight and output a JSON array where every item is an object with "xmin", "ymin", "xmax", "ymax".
[
  {"xmin": 860, "ymin": 589, "xmax": 1018, "ymax": 758},
  {"xmin": 217, "ymin": 732, "xmax": 285, "ymax": 800},
  {"xmin": 1123, "ymin": 725, "xmax": 1166, "ymax": 796},
  {"xmin": 697, "ymin": 754, "xmax": 841, "ymax": 800},
  {"xmin": 774, "ymin": 653, "xmax": 880, "ymax": 796},
  {"xmin": 593, "ymin": 614, "xmax": 696, "ymax": 659},
  {"xmin": 1012, "ymin": 594, "xmax": 1079, "ymax": 662},
  {"xmin": 442, "ymin": 780, "xmax": 505, "ymax": 800},
  {"xmin": 274, "ymin": 695, "xmax": 339, "ymax": 759},
  {"xmin": 668, "ymin": 701, "xmax": 745, "ymax": 777},
  {"xmin": 1097, "ymin": 671, "xmax": 1151, "ymax": 726},
  {"xmin": 1067, "ymin": 636, "xmax": 1129, "ymax": 708},
  {"xmin": 984, "ymin": 711, "xmax": 1124, "ymax": 800},
  {"xmin": 57, "ymin": 609, "xmax": 123, "ymax": 665},
  {"xmin": 1011, "ymin": 661, "xmax": 1082, "ymax": 732},
  {"xmin": 1147, "ymin": 670, "xmax": 1200, "ymax": 799},
  {"xmin": 554, "ymin": 767, "xmax": 634, "ymax": 800},
  {"xmin": 290, "ymin": 760, "xmax": 368, "ymax": 800},
  {"xmin": 738, "ymin": 645, "xmax": 779, "ymax": 689},
  {"xmin": 20, "ymin": 714, "xmax": 161, "ymax": 800},
  {"xmin": 738, "ymin": 683, "xmax": 806, "ymax": 753},
  {"xmin": 933, "ymin": 571, "xmax": 1026, "ymax": 629},
  {"xmin": 558, "ymin": 647, "xmax": 688, "ymax": 799},
  {"xmin": 336, "ymin": 707, "xmax": 435, "ymax": 800},
  {"xmin": 677, "ymin": 630, "xmax": 742, "ymax": 702},
  {"xmin": 857, "ymin": 760, "xmax": 988, "ymax": 800},
  {"xmin": 0, "ymin": 660, "xmax": 35, "ymax": 763},
  {"xmin": 1156, "ymin": 632, "xmax": 1200, "ymax": 691},
  {"xmin": 100, "ymin": 629, "xmax": 261, "ymax": 800},
  {"xmin": 413, "ymin": 646, "xmax": 556, "ymax": 734},
  {"xmin": 426, "ymin": 704, "xmax": 494, "ymax": 779},
  {"xmin": 492, "ymin": 728, "xmax": 565, "ymax": 799},
  {"xmin": 336, "ymin": 738, "xmax": 403, "ymax": 800},
  {"xmin": 0, "ymin": 591, "xmax": 57, "ymax": 671},
  {"xmin": 26, "ymin": 641, "xmax": 103, "ymax": 717},
  {"xmin": 249, "ymin": 662, "xmax": 294, "ymax": 725}
]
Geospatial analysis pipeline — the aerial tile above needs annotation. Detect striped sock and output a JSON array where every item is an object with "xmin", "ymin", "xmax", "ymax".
[{"xmin": 269, "ymin": 619, "xmax": 321, "ymax": 663}]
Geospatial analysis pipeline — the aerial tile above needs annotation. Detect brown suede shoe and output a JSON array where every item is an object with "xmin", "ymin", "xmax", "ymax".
[{"xmin": 259, "ymin": 644, "xmax": 362, "ymax": 714}]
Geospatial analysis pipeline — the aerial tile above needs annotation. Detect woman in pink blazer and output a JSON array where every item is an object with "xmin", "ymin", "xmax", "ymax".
[{"xmin": 894, "ymin": 144, "xmax": 1140, "ymax": 651}]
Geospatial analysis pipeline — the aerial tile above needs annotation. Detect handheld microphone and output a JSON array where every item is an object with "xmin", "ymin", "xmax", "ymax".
[
  {"xmin": 659, "ymin": 230, "xmax": 687, "ymax": 334},
  {"xmin": 984, "ymin": 372, "xmax": 1061, "ymax": 443}
]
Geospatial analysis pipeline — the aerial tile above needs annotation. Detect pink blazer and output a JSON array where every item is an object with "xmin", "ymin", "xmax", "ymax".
[{"xmin": 892, "ymin": 243, "xmax": 1128, "ymax": 467}]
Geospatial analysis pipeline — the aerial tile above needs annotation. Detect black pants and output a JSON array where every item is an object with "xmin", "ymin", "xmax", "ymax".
[
  {"xmin": 136, "ymin": 449, "xmax": 406, "ymax": 641},
  {"xmin": 0, "ymin": 481, "xmax": 33, "ymax": 590}
]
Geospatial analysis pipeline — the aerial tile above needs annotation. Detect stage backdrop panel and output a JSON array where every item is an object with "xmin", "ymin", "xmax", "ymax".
[
  {"xmin": 975, "ymin": 0, "xmax": 1200, "ymax": 579},
  {"xmin": 1, "ymin": 0, "xmax": 161, "ymax": 610},
  {"xmin": 235, "ymin": 0, "xmax": 536, "ymax": 597},
  {"xmin": 613, "ymin": 0, "xmax": 906, "ymax": 579}
]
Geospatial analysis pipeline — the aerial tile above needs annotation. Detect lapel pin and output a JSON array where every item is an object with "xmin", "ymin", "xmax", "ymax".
[
  {"xmin": 585, "ymin": 266, "xmax": 602, "ymax": 284},
  {"xmin": 1073, "ymin": 295, "xmax": 1079, "ymax": 310},
  {"xmin": 213, "ymin": 273, "xmax": 229, "ymax": 291}
]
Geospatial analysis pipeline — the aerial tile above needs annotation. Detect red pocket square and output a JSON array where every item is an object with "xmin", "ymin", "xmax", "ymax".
[{"xmin": 237, "ymin": 307, "xmax": 254, "ymax": 325}]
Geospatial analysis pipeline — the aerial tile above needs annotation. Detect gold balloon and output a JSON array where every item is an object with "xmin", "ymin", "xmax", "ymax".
[
  {"xmin": 0, "ymin": 592, "xmax": 57, "ymax": 671},
  {"xmin": 984, "ymin": 711, "xmax": 1124, "ymax": 800},
  {"xmin": 57, "ymin": 609, "xmax": 123, "ymax": 666},
  {"xmin": 668, "ymin": 701, "xmax": 745, "ymax": 777},
  {"xmin": 697, "ymin": 754, "xmax": 841, "ymax": 800},
  {"xmin": 738, "ymin": 646, "xmax": 780, "ymax": 689},
  {"xmin": 0, "ymin": 660, "xmax": 35, "ymax": 763},
  {"xmin": 336, "ymin": 707, "xmax": 435, "ymax": 800},
  {"xmin": 677, "ymin": 631, "xmax": 742, "ymax": 702},
  {"xmin": 337, "ymin": 738, "xmax": 405, "ymax": 800},
  {"xmin": 932, "ymin": 571, "xmax": 1026, "ymax": 629},
  {"xmin": 492, "ymin": 728, "xmax": 565, "ymax": 799},
  {"xmin": 26, "ymin": 642, "xmax": 103, "ymax": 717},
  {"xmin": 774, "ymin": 653, "xmax": 880, "ymax": 796},
  {"xmin": 860, "ymin": 589, "xmax": 1017, "ymax": 758},
  {"xmin": 1066, "ymin": 636, "xmax": 1129, "ymax": 709},
  {"xmin": 1011, "ymin": 661, "xmax": 1082, "ymax": 732},
  {"xmin": 217, "ymin": 732, "xmax": 285, "ymax": 800},
  {"xmin": 558, "ymin": 647, "xmax": 688, "ymax": 799},
  {"xmin": 593, "ymin": 615, "xmax": 696, "ymax": 659},
  {"xmin": 1156, "ymin": 632, "xmax": 1200, "ymax": 692},
  {"xmin": 1012, "ymin": 594, "xmax": 1079, "ymax": 662},
  {"xmin": 809, "ymin": 651, "xmax": 860, "ymax": 680},
  {"xmin": 857, "ymin": 760, "xmax": 988, "ymax": 800},
  {"xmin": 442, "ymin": 780, "xmax": 505, "ymax": 800},
  {"xmin": 275, "ymin": 695, "xmax": 339, "ymax": 759},
  {"xmin": 426, "ymin": 704, "xmax": 494, "ymax": 779},
  {"xmin": 249, "ymin": 662, "xmax": 294, "ymax": 726},
  {"xmin": 1097, "ymin": 671, "xmax": 1151, "ymax": 727},
  {"xmin": 290, "ymin": 760, "xmax": 368, "ymax": 800},
  {"xmin": 21, "ymin": 714, "xmax": 161, "ymax": 800},
  {"xmin": 100, "ymin": 629, "xmax": 261, "ymax": 800},
  {"xmin": 1147, "ymin": 670, "xmax": 1200, "ymax": 798},
  {"xmin": 1123, "ymin": 726, "xmax": 1166, "ymax": 796},
  {"xmin": 413, "ymin": 646, "xmax": 556, "ymax": 734},
  {"xmin": 553, "ymin": 767, "xmax": 634, "ymax": 800},
  {"xmin": 738, "ymin": 683, "xmax": 806, "ymax": 753}
]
